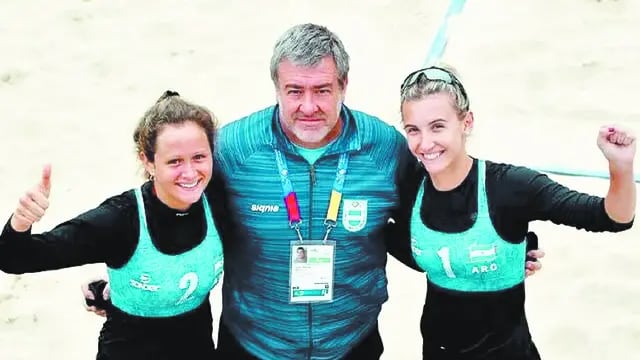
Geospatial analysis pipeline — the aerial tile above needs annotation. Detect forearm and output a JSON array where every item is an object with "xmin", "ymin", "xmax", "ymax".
[
  {"xmin": 0, "ymin": 218, "xmax": 45, "ymax": 274},
  {"xmin": 604, "ymin": 163, "xmax": 636, "ymax": 223},
  {"xmin": 0, "ymin": 217, "xmax": 109, "ymax": 274},
  {"xmin": 387, "ymin": 239, "xmax": 424, "ymax": 273},
  {"xmin": 384, "ymin": 218, "xmax": 424, "ymax": 273}
]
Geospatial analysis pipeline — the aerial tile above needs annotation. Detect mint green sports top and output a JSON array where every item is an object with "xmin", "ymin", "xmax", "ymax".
[
  {"xmin": 410, "ymin": 160, "xmax": 526, "ymax": 292},
  {"xmin": 107, "ymin": 187, "xmax": 224, "ymax": 317}
]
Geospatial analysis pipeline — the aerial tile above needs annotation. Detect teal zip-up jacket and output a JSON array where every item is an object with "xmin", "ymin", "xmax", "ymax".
[{"xmin": 213, "ymin": 104, "xmax": 415, "ymax": 360}]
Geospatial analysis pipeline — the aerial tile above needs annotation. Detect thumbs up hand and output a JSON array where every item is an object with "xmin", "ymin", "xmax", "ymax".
[{"xmin": 10, "ymin": 165, "xmax": 52, "ymax": 232}]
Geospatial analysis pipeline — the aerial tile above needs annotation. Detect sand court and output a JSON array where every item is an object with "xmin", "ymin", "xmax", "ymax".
[{"xmin": 1, "ymin": 0, "xmax": 639, "ymax": 359}]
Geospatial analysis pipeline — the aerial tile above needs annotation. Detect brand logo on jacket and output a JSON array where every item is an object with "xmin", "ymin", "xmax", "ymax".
[{"xmin": 250, "ymin": 204, "xmax": 281, "ymax": 213}]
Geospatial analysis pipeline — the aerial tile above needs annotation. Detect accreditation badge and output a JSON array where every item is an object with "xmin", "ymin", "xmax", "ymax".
[{"xmin": 289, "ymin": 240, "xmax": 336, "ymax": 303}]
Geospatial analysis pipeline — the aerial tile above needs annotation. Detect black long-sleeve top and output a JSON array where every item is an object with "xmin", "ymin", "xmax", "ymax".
[
  {"xmin": 0, "ymin": 178, "xmax": 232, "ymax": 359},
  {"xmin": 389, "ymin": 158, "xmax": 633, "ymax": 359}
]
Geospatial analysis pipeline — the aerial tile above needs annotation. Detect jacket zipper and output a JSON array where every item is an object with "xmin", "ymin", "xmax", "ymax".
[{"xmin": 307, "ymin": 163, "xmax": 316, "ymax": 359}]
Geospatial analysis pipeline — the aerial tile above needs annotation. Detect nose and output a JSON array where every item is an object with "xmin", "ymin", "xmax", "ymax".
[
  {"xmin": 181, "ymin": 162, "xmax": 197, "ymax": 178},
  {"xmin": 419, "ymin": 134, "xmax": 435, "ymax": 153},
  {"xmin": 299, "ymin": 92, "xmax": 317, "ymax": 115}
]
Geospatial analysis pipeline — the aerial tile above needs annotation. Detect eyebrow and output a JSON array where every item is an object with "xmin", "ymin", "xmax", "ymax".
[
  {"xmin": 284, "ymin": 83, "xmax": 332, "ymax": 89},
  {"xmin": 402, "ymin": 119, "xmax": 446, "ymax": 128}
]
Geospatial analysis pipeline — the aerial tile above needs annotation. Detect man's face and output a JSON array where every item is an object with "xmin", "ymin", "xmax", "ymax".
[
  {"xmin": 297, "ymin": 248, "xmax": 305, "ymax": 259},
  {"xmin": 275, "ymin": 56, "xmax": 347, "ymax": 149}
]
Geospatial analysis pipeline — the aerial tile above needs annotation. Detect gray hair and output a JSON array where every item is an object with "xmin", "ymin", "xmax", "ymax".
[
  {"xmin": 400, "ymin": 64, "xmax": 470, "ymax": 118},
  {"xmin": 270, "ymin": 23, "xmax": 350, "ymax": 88}
]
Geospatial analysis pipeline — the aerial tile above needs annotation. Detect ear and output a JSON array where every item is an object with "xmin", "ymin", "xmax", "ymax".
[
  {"xmin": 462, "ymin": 111, "xmax": 474, "ymax": 136},
  {"xmin": 340, "ymin": 75, "xmax": 349, "ymax": 99},
  {"xmin": 139, "ymin": 151, "xmax": 155, "ymax": 178}
]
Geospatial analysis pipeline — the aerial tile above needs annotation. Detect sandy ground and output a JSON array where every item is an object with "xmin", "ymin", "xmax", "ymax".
[{"xmin": 0, "ymin": 0, "xmax": 639, "ymax": 359}]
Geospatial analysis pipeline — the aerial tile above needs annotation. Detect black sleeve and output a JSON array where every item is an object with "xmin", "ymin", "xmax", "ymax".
[
  {"xmin": 0, "ymin": 193, "xmax": 136, "ymax": 274},
  {"xmin": 504, "ymin": 165, "xmax": 634, "ymax": 232},
  {"xmin": 207, "ymin": 156, "xmax": 258, "ymax": 282},
  {"xmin": 207, "ymin": 159, "xmax": 236, "ymax": 250},
  {"xmin": 525, "ymin": 231, "xmax": 539, "ymax": 262},
  {"xmin": 385, "ymin": 145, "xmax": 424, "ymax": 272}
]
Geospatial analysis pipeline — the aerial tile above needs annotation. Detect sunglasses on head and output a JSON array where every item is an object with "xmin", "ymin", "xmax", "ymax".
[{"xmin": 400, "ymin": 66, "xmax": 468, "ymax": 104}]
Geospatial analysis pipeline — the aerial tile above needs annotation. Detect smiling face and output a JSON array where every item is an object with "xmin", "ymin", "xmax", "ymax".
[
  {"xmin": 141, "ymin": 120, "xmax": 212, "ymax": 211},
  {"xmin": 275, "ymin": 56, "xmax": 346, "ymax": 149},
  {"xmin": 401, "ymin": 92, "xmax": 473, "ymax": 176}
]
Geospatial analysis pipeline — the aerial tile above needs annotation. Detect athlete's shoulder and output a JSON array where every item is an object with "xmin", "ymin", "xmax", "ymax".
[
  {"xmin": 98, "ymin": 188, "xmax": 137, "ymax": 213},
  {"xmin": 485, "ymin": 160, "xmax": 550, "ymax": 189},
  {"xmin": 61, "ymin": 187, "xmax": 140, "ymax": 236}
]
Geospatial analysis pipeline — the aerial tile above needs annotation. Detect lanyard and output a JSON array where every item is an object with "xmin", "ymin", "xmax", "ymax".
[{"xmin": 274, "ymin": 149, "xmax": 348, "ymax": 243}]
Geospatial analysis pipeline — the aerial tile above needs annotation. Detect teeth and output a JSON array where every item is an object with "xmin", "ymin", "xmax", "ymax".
[
  {"xmin": 179, "ymin": 180, "xmax": 199, "ymax": 189},
  {"xmin": 425, "ymin": 152, "xmax": 442, "ymax": 160}
]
